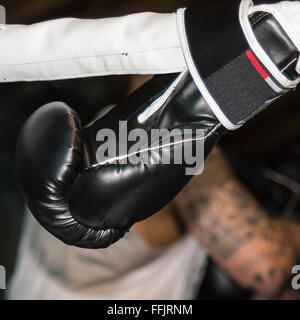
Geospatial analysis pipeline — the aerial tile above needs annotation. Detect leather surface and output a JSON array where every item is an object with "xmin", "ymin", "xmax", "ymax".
[
  {"xmin": 69, "ymin": 73, "xmax": 224, "ymax": 231},
  {"xmin": 16, "ymin": 73, "xmax": 224, "ymax": 248},
  {"xmin": 185, "ymin": 1, "xmax": 246, "ymax": 80},
  {"xmin": 16, "ymin": 102, "xmax": 125, "ymax": 248},
  {"xmin": 250, "ymin": 12, "xmax": 299, "ymax": 80}
]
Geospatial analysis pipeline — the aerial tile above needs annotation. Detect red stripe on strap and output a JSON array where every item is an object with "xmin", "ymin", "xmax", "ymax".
[{"xmin": 246, "ymin": 50, "xmax": 268, "ymax": 80}]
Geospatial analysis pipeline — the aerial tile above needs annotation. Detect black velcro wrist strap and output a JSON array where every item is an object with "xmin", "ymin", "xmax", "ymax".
[{"xmin": 204, "ymin": 50, "xmax": 283, "ymax": 126}]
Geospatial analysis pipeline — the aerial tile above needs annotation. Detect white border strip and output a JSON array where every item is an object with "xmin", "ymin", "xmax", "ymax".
[
  {"xmin": 265, "ymin": 75, "xmax": 283, "ymax": 93},
  {"xmin": 176, "ymin": 8, "xmax": 240, "ymax": 130},
  {"xmin": 138, "ymin": 68, "xmax": 188, "ymax": 123}
]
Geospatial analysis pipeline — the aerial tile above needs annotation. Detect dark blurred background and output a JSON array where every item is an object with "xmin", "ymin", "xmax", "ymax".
[{"xmin": 0, "ymin": 0, "xmax": 300, "ymax": 300}]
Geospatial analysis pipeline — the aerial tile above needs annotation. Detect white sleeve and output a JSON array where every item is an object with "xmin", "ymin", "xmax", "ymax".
[{"xmin": 0, "ymin": 12, "xmax": 186, "ymax": 82}]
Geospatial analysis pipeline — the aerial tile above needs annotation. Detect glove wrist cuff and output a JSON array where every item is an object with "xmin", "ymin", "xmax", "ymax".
[{"xmin": 177, "ymin": 0, "xmax": 300, "ymax": 130}]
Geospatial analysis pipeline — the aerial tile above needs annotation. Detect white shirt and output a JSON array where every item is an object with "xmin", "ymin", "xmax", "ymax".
[{"xmin": 7, "ymin": 207, "xmax": 207, "ymax": 300}]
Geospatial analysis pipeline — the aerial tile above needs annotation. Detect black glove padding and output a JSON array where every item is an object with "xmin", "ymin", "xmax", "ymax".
[{"xmin": 16, "ymin": 71, "xmax": 223, "ymax": 248}]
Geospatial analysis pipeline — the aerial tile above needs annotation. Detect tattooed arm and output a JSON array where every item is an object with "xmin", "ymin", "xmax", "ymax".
[{"xmin": 173, "ymin": 147, "xmax": 297, "ymax": 296}]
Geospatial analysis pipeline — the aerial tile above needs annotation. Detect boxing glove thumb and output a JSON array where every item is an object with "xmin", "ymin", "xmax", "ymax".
[{"xmin": 17, "ymin": 102, "xmax": 126, "ymax": 248}]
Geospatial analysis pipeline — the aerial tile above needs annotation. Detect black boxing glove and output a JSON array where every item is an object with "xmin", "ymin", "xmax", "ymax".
[
  {"xmin": 17, "ymin": 71, "xmax": 222, "ymax": 248},
  {"xmin": 17, "ymin": 0, "xmax": 300, "ymax": 248}
]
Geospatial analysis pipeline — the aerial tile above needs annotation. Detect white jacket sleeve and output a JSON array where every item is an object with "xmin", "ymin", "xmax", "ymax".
[{"xmin": 0, "ymin": 12, "xmax": 186, "ymax": 82}]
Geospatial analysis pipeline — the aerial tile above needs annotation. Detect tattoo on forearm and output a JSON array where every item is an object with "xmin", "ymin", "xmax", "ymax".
[
  {"xmin": 174, "ymin": 149, "xmax": 295, "ymax": 292},
  {"xmin": 181, "ymin": 180, "xmax": 274, "ymax": 259}
]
